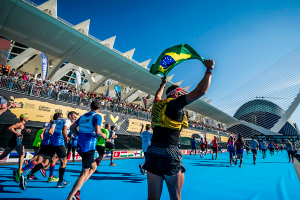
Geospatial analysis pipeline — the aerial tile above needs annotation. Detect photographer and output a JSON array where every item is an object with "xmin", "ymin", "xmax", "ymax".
[{"xmin": 0, "ymin": 96, "xmax": 16, "ymax": 115}]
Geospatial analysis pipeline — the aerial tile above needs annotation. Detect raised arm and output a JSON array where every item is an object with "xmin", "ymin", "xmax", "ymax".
[
  {"xmin": 154, "ymin": 77, "xmax": 167, "ymax": 100},
  {"xmin": 187, "ymin": 59, "xmax": 215, "ymax": 103}
]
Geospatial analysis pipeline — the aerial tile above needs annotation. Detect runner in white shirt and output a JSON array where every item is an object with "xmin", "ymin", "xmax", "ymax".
[{"xmin": 139, "ymin": 124, "xmax": 153, "ymax": 175}]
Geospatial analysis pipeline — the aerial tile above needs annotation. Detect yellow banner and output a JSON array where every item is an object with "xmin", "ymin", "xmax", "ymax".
[{"xmin": 9, "ymin": 96, "xmax": 106, "ymax": 125}]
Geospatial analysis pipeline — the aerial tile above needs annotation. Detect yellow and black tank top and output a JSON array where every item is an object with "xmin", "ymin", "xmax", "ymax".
[{"xmin": 151, "ymin": 95, "xmax": 189, "ymax": 145}]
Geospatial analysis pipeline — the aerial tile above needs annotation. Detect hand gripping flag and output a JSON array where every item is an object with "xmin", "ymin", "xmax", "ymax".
[{"xmin": 150, "ymin": 44, "xmax": 205, "ymax": 78}]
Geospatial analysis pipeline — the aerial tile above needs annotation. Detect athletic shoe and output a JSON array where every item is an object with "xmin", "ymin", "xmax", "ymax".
[
  {"xmin": 57, "ymin": 180, "xmax": 71, "ymax": 188},
  {"xmin": 239, "ymin": 165, "xmax": 243, "ymax": 168},
  {"xmin": 19, "ymin": 175, "xmax": 28, "ymax": 191},
  {"xmin": 72, "ymin": 190, "xmax": 81, "ymax": 200},
  {"xmin": 212, "ymin": 156, "xmax": 214, "ymax": 160},
  {"xmin": 110, "ymin": 163, "xmax": 116, "ymax": 166},
  {"xmin": 13, "ymin": 169, "xmax": 22, "ymax": 183},
  {"xmin": 139, "ymin": 164, "xmax": 144, "ymax": 174},
  {"xmin": 95, "ymin": 159, "xmax": 100, "ymax": 166},
  {"xmin": 40, "ymin": 168, "xmax": 47, "ymax": 178},
  {"xmin": 215, "ymin": 158, "xmax": 217, "ymax": 160},
  {"xmin": 254, "ymin": 161, "xmax": 256, "ymax": 165},
  {"xmin": 289, "ymin": 160, "xmax": 291, "ymax": 163},
  {"xmin": 48, "ymin": 176, "xmax": 59, "ymax": 182},
  {"xmin": 27, "ymin": 173, "xmax": 37, "ymax": 180}
]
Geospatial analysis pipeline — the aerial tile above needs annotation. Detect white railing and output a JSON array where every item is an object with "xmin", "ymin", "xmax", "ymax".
[{"xmin": 22, "ymin": 0, "xmax": 146, "ymax": 68}]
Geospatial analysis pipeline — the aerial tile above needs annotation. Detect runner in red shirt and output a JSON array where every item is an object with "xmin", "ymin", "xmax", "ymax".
[{"xmin": 212, "ymin": 136, "xmax": 218, "ymax": 160}]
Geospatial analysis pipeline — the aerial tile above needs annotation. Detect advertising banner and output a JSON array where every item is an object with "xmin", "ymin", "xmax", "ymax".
[
  {"xmin": 41, "ymin": 52, "xmax": 48, "ymax": 81},
  {"xmin": 114, "ymin": 85, "xmax": 121, "ymax": 101}
]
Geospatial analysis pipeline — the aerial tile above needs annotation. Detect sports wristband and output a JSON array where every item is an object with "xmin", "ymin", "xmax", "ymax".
[
  {"xmin": 160, "ymin": 83, "xmax": 166, "ymax": 88},
  {"xmin": 205, "ymin": 68, "xmax": 213, "ymax": 75}
]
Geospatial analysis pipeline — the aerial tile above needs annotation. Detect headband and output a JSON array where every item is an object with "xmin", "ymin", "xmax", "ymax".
[{"xmin": 167, "ymin": 88, "xmax": 187, "ymax": 97}]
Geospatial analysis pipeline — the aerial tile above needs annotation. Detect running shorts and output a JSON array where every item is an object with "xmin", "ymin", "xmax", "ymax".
[
  {"xmin": 270, "ymin": 148, "xmax": 274, "ymax": 152},
  {"xmin": 192, "ymin": 147, "xmax": 197, "ymax": 150},
  {"xmin": 212, "ymin": 147, "xmax": 218, "ymax": 153},
  {"xmin": 105, "ymin": 142, "xmax": 115, "ymax": 152},
  {"xmin": 96, "ymin": 145, "xmax": 106, "ymax": 155},
  {"xmin": 33, "ymin": 146, "xmax": 40, "ymax": 153},
  {"xmin": 143, "ymin": 142, "xmax": 185, "ymax": 177},
  {"xmin": 38, "ymin": 145, "xmax": 49, "ymax": 156},
  {"xmin": 251, "ymin": 149, "xmax": 257, "ymax": 155},
  {"xmin": 50, "ymin": 145, "xmax": 67, "ymax": 158},
  {"xmin": 229, "ymin": 150, "xmax": 235, "ymax": 157},
  {"xmin": 201, "ymin": 148, "xmax": 205, "ymax": 152},
  {"xmin": 7, "ymin": 136, "xmax": 19, "ymax": 149},
  {"xmin": 262, "ymin": 149, "xmax": 266, "ymax": 153},
  {"xmin": 78, "ymin": 148, "xmax": 95, "ymax": 169},
  {"xmin": 236, "ymin": 149, "xmax": 244, "ymax": 154}
]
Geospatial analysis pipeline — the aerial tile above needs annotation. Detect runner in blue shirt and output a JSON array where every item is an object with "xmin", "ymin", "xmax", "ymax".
[
  {"xmin": 260, "ymin": 140, "xmax": 267, "ymax": 159},
  {"xmin": 67, "ymin": 132, "xmax": 78, "ymax": 162},
  {"xmin": 48, "ymin": 111, "xmax": 78, "ymax": 188},
  {"xmin": 139, "ymin": 124, "xmax": 153, "ymax": 175},
  {"xmin": 268, "ymin": 142, "xmax": 275, "ymax": 156},
  {"xmin": 190, "ymin": 137, "xmax": 197, "ymax": 156},
  {"xmin": 250, "ymin": 137, "xmax": 258, "ymax": 165},
  {"xmin": 67, "ymin": 101, "xmax": 105, "ymax": 200}
]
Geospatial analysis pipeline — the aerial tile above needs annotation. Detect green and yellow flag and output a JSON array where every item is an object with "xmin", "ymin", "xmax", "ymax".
[{"xmin": 150, "ymin": 44, "xmax": 205, "ymax": 78}]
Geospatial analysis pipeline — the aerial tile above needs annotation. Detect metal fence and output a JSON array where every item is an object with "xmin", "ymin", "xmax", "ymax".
[{"xmin": 0, "ymin": 75, "xmax": 229, "ymax": 139}]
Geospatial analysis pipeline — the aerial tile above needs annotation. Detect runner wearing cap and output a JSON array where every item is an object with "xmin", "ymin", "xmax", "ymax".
[
  {"xmin": 0, "ymin": 96, "xmax": 16, "ymax": 115},
  {"xmin": 139, "ymin": 124, "xmax": 153, "ymax": 174},
  {"xmin": 143, "ymin": 58, "xmax": 214, "ymax": 200},
  {"xmin": 0, "ymin": 114, "xmax": 31, "ymax": 183}
]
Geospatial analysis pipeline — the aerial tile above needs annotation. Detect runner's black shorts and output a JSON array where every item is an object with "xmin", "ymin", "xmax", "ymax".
[
  {"xmin": 201, "ymin": 148, "xmax": 205, "ymax": 152},
  {"xmin": 270, "ymin": 148, "xmax": 274, "ymax": 152},
  {"xmin": 143, "ymin": 142, "xmax": 185, "ymax": 177},
  {"xmin": 78, "ymin": 147, "xmax": 95, "ymax": 169},
  {"xmin": 49, "ymin": 145, "xmax": 67, "ymax": 158},
  {"xmin": 192, "ymin": 147, "xmax": 197, "ymax": 150},
  {"xmin": 251, "ymin": 149, "xmax": 257, "ymax": 155},
  {"xmin": 39, "ymin": 145, "xmax": 49, "ymax": 156},
  {"xmin": 105, "ymin": 142, "xmax": 115, "ymax": 152},
  {"xmin": 262, "ymin": 149, "xmax": 266, "ymax": 153},
  {"xmin": 96, "ymin": 145, "xmax": 106, "ymax": 155},
  {"xmin": 33, "ymin": 146, "xmax": 40, "ymax": 153},
  {"xmin": 212, "ymin": 147, "xmax": 218, "ymax": 153}
]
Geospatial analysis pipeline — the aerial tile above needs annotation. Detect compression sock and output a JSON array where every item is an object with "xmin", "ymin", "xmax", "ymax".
[
  {"xmin": 49, "ymin": 164, "xmax": 55, "ymax": 177},
  {"xmin": 21, "ymin": 161, "xmax": 36, "ymax": 173},
  {"xmin": 30, "ymin": 163, "xmax": 43, "ymax": 175},
  {"xmin": 59, "ymin": 168, "xmax": 65, "ymax": 182}
]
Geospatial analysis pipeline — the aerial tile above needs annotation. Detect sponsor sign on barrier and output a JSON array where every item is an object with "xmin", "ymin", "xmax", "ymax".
[{"xmin": 0, "ymin": 149, "xmax": 227, "ymax": 163}]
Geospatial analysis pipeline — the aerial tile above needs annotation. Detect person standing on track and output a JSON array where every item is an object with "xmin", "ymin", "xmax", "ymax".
[
  {"xmin": 66, "ymin": 101, "xmax": 105, "ymax": 200},
  {"xmin": 286, "ymin": 140, "xmax": 295, "ymax": 163},
  {"xmin": 139, "ymin": 124, "xmax": 153, "ymax": 175},
  {"xmin": 200, "ymin": 138, "xmax": 206, "ymax": 158},
  {"xmin": 190, "ymin": 137, "xmax": 197, "ymax": 156},
  {"xmin": 235, "ymin": 135, "xmax": 245, "ymax": 167},
  {"xmin": 212, "ymin": 136, "xmax": 218, "ymax": 160},
  {"xmin": 204, "ymin": 138, "xmax": 208, "ymax": 157},
  {"xmin": 143, "ymin": 59, "xmax": 214, "ymax": 200},
  {"xmin": 107, "ymin": 125, "xmax": 117, "ymax": 166},
  {"xmin": 227, "ymin": 136, "xmax": 235, "ymax": 166},
  {"xmin": 250, "ymin": 137, "xmax": 259, "ymax": 165},
  {"xmin": 0, "ymin": 114, "xmax": 31, "ymax": 183}
]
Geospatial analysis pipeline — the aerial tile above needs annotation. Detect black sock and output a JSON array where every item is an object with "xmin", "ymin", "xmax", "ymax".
[
  {"xmin": 31, "ymin": 164, "xmax": 43, "ymax": 175},
  {"xmin": 59, "ymin": 167, "xmax": 65, "ymax": 182}
]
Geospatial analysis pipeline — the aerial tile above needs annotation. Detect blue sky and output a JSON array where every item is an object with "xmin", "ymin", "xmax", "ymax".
[{"xmin": 33, "ymin": 0, "xmax": 300, "ymax": 126}]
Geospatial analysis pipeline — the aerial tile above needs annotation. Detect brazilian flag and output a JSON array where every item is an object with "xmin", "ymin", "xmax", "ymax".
[{"xmin": 150, "ymin": 44, "xmax": 205, "ymax": 78}]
